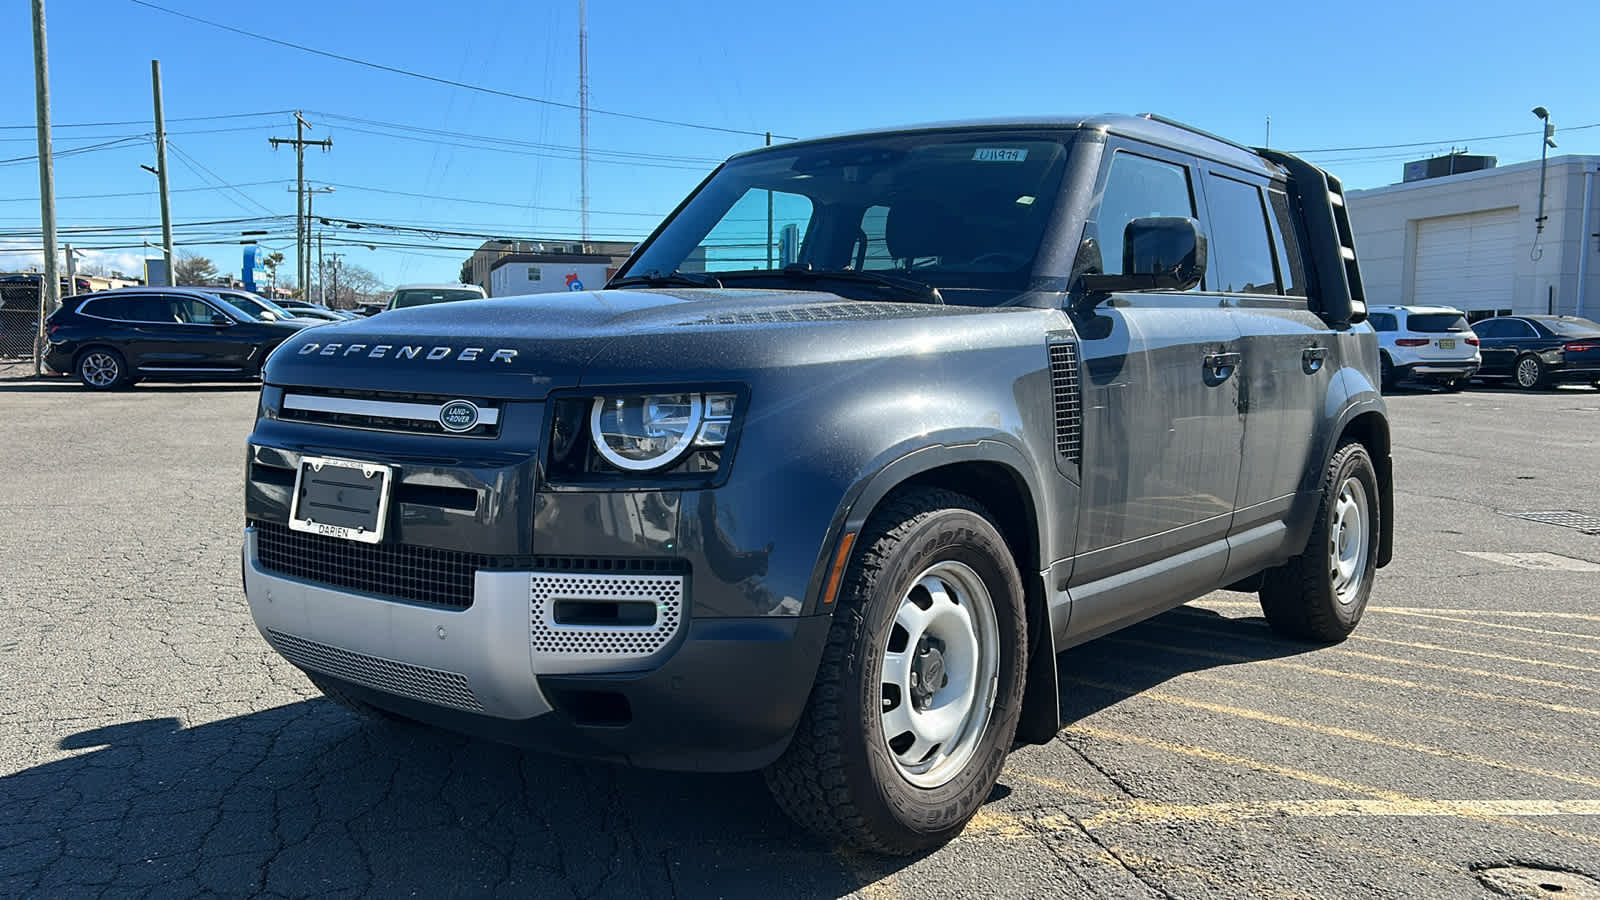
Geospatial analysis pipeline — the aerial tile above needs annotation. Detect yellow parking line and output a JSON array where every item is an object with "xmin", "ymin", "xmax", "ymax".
[
  {"xmin": 1197, "ymin": 600, "xmax": 1600, "ymax": 623},
  {"xmin": 1066, "ymin": 725, "xmax": 1600, "ymax": 851},
  {"xmin": 1102, "ymin": 637, "xmax": 1600, "ymax": 718},
  {"xmin": 1364, "ymin": 608, "xmax": 1600, "ymax": 644},
  {"xmin": 1002, "ymin": 768, "xmax": 1119, "ymax": 800},
  {"xmin": 1134, "ymin": 622, "xmax": 1600, "ymax": 694},
  {"xmin": 1354, "ymin": 635, "xmax": 1600, "ymax": 675},
  {"xmin": 1082, "ymin": 797, "xmax": 1600, "ymax": 829},
  {"xmin": 1068, "ymin": 677, "xmax": 1600, "ymax": 792},
  {"xmin": 1122, "ymin": 660, "xmax": 1565, "ymax": 747},
  {"xmin": 1376, "ymin": 619, "xmax": 1600, "ymax": 656}
]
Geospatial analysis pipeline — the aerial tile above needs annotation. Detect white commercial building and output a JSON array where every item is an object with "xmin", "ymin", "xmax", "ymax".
[{"xmin": 1346, "ymin": 155, "xmax": 1600, "ymax": 320}]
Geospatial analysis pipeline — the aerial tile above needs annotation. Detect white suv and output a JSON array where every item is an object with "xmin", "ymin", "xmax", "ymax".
[{"xmin": 1368, "ymin": 305, "xmax": 1481, "ymax": 391}]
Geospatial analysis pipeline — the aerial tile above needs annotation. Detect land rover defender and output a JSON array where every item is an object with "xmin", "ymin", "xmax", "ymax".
[{"xmin": 241, "ymin": 114, "xmax": 1392, "ymax": 854}]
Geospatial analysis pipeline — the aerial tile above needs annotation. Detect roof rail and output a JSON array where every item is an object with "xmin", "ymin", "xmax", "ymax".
[{"xmin": 1135, "ymin": 113, "xmax": 1256, "ymax": 155}]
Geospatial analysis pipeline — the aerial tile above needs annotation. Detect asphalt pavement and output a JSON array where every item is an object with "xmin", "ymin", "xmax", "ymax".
[{"xmin": 2, "ymin": 370, "xmax": 1598, "ymax": 899}]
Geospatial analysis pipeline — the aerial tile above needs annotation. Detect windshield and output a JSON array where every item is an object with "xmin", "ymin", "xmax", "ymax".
[
  {"xmin": 1545, "ymin": 317, "xmax": 1600, "ymax": 336},
  {"xmin": 391, "ymin": 288, "xmax": 483, "ymax": 309},
  {"xmin": 620, "ymin": 131, "xmax": 1074, "ymax": 306},
  {"xmin": 208, "ymin": 292, "xmax": 272, "ymax": 321}
]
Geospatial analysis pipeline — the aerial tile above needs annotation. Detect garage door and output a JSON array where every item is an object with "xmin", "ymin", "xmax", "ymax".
[{"xmin": 1412, "ymin": 208, "xmax": 1518, "ymax": 311}]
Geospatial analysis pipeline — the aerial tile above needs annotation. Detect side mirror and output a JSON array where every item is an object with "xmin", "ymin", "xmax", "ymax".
[
  {"xmin": 210, "ymin": 314, "xmax": 234, "ymax": 327},
  {"xmin": 1081, "ymin": 217, "xmax": 1207, "ymax": 295}
]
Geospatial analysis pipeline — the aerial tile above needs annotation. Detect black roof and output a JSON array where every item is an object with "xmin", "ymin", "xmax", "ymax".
[{"xmin": 729, "ymin": 113, "xmax": 1280, "ymax": 178}]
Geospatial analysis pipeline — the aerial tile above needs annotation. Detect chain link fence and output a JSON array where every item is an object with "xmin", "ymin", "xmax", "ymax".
[{"xmin": 0, "ymin": 281, "xmax": 45, "ymax": 363}]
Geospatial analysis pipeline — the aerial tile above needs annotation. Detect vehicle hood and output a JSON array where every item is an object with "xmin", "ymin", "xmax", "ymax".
[{"xmin": 261, "ymin": 287, "xmax": 1040, "ymax": 397}]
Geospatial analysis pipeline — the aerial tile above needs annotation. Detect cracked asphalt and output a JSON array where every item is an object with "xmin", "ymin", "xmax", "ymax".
[{"xmin": 3, "ymin": 370, "xmax": 1599, "ymax": 899}]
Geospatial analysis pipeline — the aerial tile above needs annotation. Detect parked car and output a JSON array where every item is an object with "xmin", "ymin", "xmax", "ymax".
[
  {"xmin": 200, "ymin": 288, "xmax": 327, "ymax": 327},
  {"xmin": 385, "ymin": 283, "xmax": 488, "ymax": 311},
  {"xmin": 1367, "ymin": 304, "xmax": 1480, "ymax": 391},
  {"xmin": 240, "ymin": 114, "xmax": 1391, "ymax": 854},
  {"xmin": 41, "ymin": 287, "xmax": 302, "ymax": 389},
  {"xmin": 1471, "ymin": 314, "xmax": 1600, "ymax": 389},
  {"xmin": 270, "ymin": 299, "xmax": 348, "ymax": 323}
]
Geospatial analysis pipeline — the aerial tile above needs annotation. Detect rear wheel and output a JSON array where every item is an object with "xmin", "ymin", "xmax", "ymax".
[
  {"xmin": 1379, "ymin": 354, "xmax": 1396, "ymax": 392},
  {"xmin": 76, "ymin": 347, "xmax": 128, "ymax": 390},
  {"xmin": 1514, "ymin": 354, "xmax": 1549, "ymax": 390},
  {"xmin": 764, "ymin": 487, "xmax": 1026, "ymax": 855},
  {"xmin": 1259, "ymin": 442, "xmax": 1380, "ymax": 642}
]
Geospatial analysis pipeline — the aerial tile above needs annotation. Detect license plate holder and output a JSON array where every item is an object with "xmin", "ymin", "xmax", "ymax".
[
  {"xmin": 288, "ymin": 456, "xmax": 393, "ymax": 544},
  {"xmin": 1438, "ymin": 339, "xmax": 1456, "ymax": 349}
]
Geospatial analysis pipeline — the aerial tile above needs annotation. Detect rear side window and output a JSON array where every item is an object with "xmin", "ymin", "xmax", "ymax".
[
  {"xmin": 1544, "ymin": 317, "xmax": 1600, "ymax": 336},
  {"xmin": 1094, "ymin": 151, "xmax": 1196, "ymax": 278},
  {"xmin": 1266, "ymin": 190, "xmax": 1306, "ymax": 297},
  {"xmin": 79, "ymin": 296, "xmax": 135, "ymax": 320},
  {"xmin": 1368, "ymin": 312, "xmax": 1398, "ymax": 332},
  {"xmin": 1205, "ymin": 175, "xmax": 1280, "ymax": 295},
  {"xmin": 1406, "ymin": 312, "xmax": 1469, "ymax": 333}
]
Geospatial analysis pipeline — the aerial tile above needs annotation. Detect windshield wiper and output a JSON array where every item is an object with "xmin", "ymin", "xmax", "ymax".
[
  {"xmin": 610, "ymin": 269, "xmax": 724, "ymax": 289},
  {"xmin": 719, "ymin": 264, "xmax": 944, "ymax": 304}
]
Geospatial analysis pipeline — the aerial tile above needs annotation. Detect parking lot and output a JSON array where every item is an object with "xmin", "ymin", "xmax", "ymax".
[{"xmin": 2, "ymin": 369, "xmax": 1598, "ymax": 899}]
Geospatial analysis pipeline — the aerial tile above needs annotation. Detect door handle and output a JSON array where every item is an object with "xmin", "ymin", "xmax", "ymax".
[
  {"xmin": 1202, "ymin": 352, "xmax": 1241, "ymax": 382},
  {"xmin": 1302, "ymin": 346, "xmax": 1327, "ymax": 374}
]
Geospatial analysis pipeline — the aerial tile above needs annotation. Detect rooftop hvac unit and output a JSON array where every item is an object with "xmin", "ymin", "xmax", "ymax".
[{"xmin": 1402, "ymin": 153, "xmax": 1497, "ymax": 183}]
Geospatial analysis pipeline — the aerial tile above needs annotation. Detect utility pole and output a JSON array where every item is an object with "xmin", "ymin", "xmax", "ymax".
[
  {"xmin": 578, "ymin": 0, "xmax": 590, "ymax": 241},
  {"xmin": 150, "ymin": 60, "xmax": 175, "ymax": 282},
  {"xmin": 269, "ymin": 112, "xmax": 331, "ymax": 297},
  {"xmin": 766, "ymin": 131, "xmax": 774, "ymax": 269},
  {"xmin": 64, "ymin": 242, "xmax": 76, "ymax": 288},
  {"xmin": 317, "ymin": 232, "xmax": 325, "ymax": 304},
  {"xmin": 31, "ymin": 0, "xmax": 60, "ymax": 373},
  {"xmin": 327, "ymin": 251, "xmax": 344, "ymax": 307}
]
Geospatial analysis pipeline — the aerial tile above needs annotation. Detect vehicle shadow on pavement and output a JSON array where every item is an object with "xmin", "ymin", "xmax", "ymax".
[
  {"xmin": 0, "ymin": 705, "xmax": 875, "ymax": 898},
  {"xmin": 1054, "ymin": 603, "xmax": 1322, "ymax": 725}
]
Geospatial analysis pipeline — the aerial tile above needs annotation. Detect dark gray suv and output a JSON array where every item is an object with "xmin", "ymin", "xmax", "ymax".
[{"xmin": 240, "ymin": 114, "xmax": 1391, "ymax": 854}]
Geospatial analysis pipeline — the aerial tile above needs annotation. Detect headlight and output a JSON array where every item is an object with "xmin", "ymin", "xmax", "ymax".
[
  {"xmin": 257, "ymin": 385, "xmax": 284, "ymax": 420},
  {"xmin": 589, "ymin": 392, "xmax": 736, "ymax": 471}
]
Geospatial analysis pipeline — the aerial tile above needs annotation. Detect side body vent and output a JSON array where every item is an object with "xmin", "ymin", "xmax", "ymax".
[{"xmin": 1048, "ymin": 340, "xmax": 1082, "ymax": 465}]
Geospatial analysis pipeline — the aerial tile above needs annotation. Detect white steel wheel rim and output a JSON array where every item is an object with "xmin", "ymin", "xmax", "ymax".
[
  {"xmin": 878, "ymin": 560, "xmax": 1000, "ymax": 789},
  {"xmin": 81, "ymin": 352, "xmax": 119, "ymax": 387},
  {"xmin": 1329, "ymin": 477, "xmax": 1370, "ymax": 605},
  {"xmin": 1517, "ymin": 357, "xmax": 1540, "ymax": 387}
]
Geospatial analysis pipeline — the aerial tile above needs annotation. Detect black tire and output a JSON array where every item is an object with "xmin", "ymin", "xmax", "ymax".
[
  {"xmin": 1513, "ymin": 354, "xmax": 1549, "ymax": 390},
  {"xmin": 1259, "ymin": 442, "xmax": 1381, "ymax": 642},
  {"xmin": 1379, "ymin": 354, "xmax": 1396, "ymax": 392},
  {"xmin": 76, "ymin": 347, "xmax": 129, "ymax": 390},
  {"xmin": 304, "ymin": 671, "xmax": 407, "ymax": 724},
  {"xmin": 1442, "ymin": 378, "xmax": 1464, "ymax": 392},
  {"xmin": 764, "ymin": 487, "xmax": 1027, "ymax": 855}
]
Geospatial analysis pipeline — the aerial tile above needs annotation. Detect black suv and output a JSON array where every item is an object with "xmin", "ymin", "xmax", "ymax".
[
  {"xmin": 42, "ymin": 287, "xmax": 304, "ymax": 389},
  {"xmin": 240, "ymin": 114, "xmax": 1392, "ymax": 854}
]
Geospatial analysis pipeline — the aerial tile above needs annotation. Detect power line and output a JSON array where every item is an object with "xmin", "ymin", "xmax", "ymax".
[
  {"xmin": 130, "ymin": 0, "xmax": 793, "ymax": 141},
  {"xmin": 165, "ymin": 140, "xmax": 278, "ymax": 215},
  {"xmin": 318, "ymin": 181, "xmax": 666, "ymax": 216},
  {"xmin": 0, "ymin": 179, "xmax": 289, "ymax": 204},
  {"xmin": 304, "ymin": 110, "xmax": 724, "ymax": 164},
  {"xmin": 0, "ymin": 135, "xmax": 147, "ymax": 166},
  {"xmin": 1291, "ymin": 122, "xmax": 1600, "ymax": 154},
  {"xmin": 323, "ymin": 123, "xmax": 715, "ymax": 171},
  {"xmin": 0, "ymin": 108, "xmax": 294, "ymax": 131}
]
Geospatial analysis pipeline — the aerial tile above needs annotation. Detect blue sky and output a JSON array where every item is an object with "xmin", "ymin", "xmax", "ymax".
[{"xmin": 3, "ymin": 0, "xmax": 1597, "ymax": 289}]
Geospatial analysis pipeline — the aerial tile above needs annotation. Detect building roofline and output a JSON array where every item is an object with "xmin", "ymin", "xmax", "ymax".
[{"xmin": 1347, "ymin": 154, "xmax": 1600, "ymax": 199}]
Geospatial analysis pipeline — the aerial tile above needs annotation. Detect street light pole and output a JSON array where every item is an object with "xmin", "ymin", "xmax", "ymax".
[{"xmin": 1533, "ymin": 107, "xmax": 1556, "ymax": 237}]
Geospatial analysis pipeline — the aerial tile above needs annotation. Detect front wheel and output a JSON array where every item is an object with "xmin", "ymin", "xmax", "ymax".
[
  {"xmin": 1259, "ymin": 442, "xmax": 1381, "ymax": 642},
  {"xmin": 1514, "ymin": 354, "xmax": 1548, "ymax": 390},
  {"xmin": 764, "ymin": 488, "xmax": 1027, "ymax": 855}
]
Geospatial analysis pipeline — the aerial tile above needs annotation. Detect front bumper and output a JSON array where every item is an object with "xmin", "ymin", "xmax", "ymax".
[{"xmin": 243, "ymin": 528, "xmax": 831, "ymax": 771}]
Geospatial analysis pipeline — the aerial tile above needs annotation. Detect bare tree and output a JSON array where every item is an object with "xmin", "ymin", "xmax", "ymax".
[{"xmin": 173, "ymin": 251, "xmax": 218, "ymax": 285}]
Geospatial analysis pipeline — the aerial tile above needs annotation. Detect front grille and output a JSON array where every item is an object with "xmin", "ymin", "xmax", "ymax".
[
  {"xmin": 1049, "ymin": 340, "xmax": 1082, "ymax": 465},
  {"xmin": 266, "ymin": 629, "xmax": 483, "ymax": 711},
  {"xmin": 253, "ymin": 520, "xmax": 483, "ymax": 609},
  {"xmin": 279, "ymin": 387, "xmax": 501, "ymax": 438}
]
